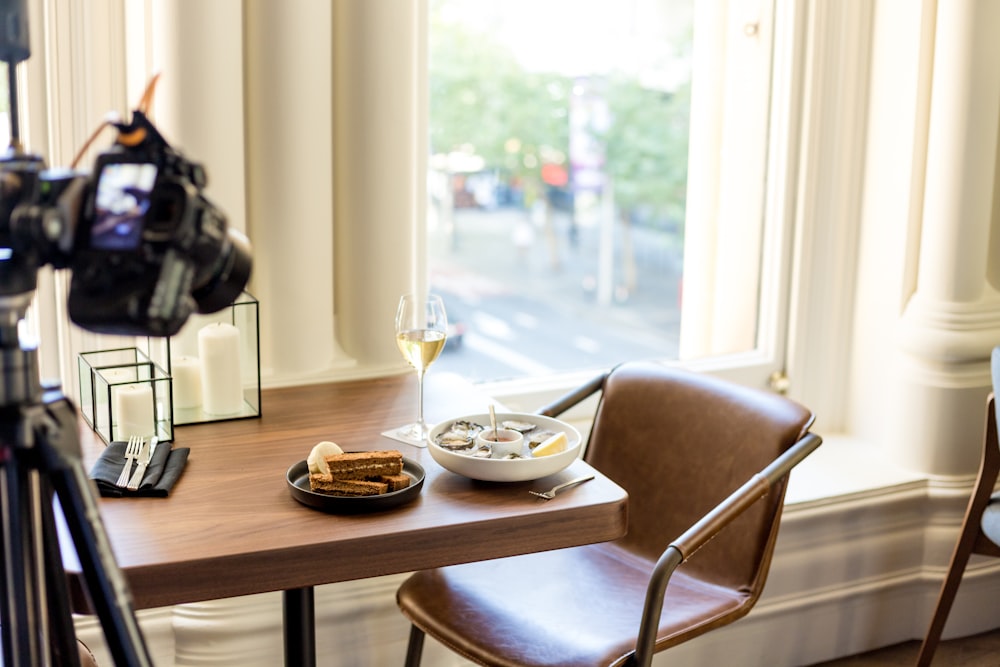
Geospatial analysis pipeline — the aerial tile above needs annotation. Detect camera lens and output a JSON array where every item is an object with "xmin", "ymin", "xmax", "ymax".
[{"xmin": 191, "ymin": 225, "xmax": 252, "ymax": 314}]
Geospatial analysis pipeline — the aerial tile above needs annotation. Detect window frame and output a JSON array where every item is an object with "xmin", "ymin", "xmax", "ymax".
[{"xmin": 430, "ymin": 0, "xmax": 803, "ymax": 406}]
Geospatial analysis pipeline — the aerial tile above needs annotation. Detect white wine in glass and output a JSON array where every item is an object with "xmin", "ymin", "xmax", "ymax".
[{"xmin": 395, "ymin": 293, "xmax": 448, "ymax": 442}]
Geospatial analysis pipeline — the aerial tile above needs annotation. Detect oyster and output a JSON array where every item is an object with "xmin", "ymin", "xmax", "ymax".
[
  {"xmin": 501, "ymin": 419, "xmax": 537, "ymax": 433},
  {"xmin": 435, "ymin": 420, "xmax": 483, "ymax": 451},
  {"xmin": 526, "ymin": 429, "xmax": 557, "ymax": 449},
  {"xmin": 472, "ymin": 445, "xmax": 492, "ymax": 458}
]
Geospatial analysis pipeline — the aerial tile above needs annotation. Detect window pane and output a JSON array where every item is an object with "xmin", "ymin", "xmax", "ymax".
[{"xmin": 428, "ymin": 0, "xmax": 765, "ymax": 383}]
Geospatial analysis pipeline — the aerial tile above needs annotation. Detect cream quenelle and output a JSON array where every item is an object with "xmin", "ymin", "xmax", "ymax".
[{"xmin": 307, "ymin": 441, "xmax": 344, "ymax": 475}]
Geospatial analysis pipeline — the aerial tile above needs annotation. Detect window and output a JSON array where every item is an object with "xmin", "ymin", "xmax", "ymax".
[
  {"xmin": 28, "ymin": 0, "xmax": 802, "ymax": 408},
  {"xmin": 428, "ymin": 0, "xmax": 787, "ymax": 387}
]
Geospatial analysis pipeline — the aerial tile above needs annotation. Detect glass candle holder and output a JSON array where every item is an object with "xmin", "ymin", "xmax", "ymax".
[
  {"xmin": 78, "ymin": 348, "xmax": 173, "ymax": 445},
  {"xmin": 141, "ymin": 291, "xmax": 261, "ymax": 426}
]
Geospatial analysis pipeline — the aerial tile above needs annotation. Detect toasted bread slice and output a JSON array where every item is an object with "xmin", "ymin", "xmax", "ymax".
[
  {"xmin": 379, "ymin": 473, "xmax": 411, "ymax": 492},
  {"xmin": 309, "ymin": 474, "xmax": 389, "ymax": 496},
  {"xmin": 325, "ymin": 450, "xmax": 403, "ymax": 480}
]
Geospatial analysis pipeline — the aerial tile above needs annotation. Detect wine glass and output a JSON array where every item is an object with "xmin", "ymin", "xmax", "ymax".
[{"xmin": 394, "ymin": 293, "xmax": 448, "ymax": 443}]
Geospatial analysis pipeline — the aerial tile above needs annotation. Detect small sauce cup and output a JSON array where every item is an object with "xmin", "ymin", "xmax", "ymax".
[{"xmin": 476, "ymin": 428, "xmax": 524, "ymax": 458}]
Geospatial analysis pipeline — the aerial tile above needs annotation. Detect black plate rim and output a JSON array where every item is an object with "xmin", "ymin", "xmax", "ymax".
[{"xmin": 286, "ymin": 456, "xmax": 425, "ymax": 513}]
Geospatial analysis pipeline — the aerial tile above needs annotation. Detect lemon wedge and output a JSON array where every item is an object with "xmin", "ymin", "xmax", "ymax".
[
  {"xmin": 307, "ymin": 440, "xmax": 344, "ymax": 474},
  {"xmin": 532, "ymin": 431, "xmax": 568, "ymax": 457}
]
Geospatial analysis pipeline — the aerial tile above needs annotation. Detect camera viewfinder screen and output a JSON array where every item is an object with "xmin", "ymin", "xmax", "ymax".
[{"xmin": 91, "ymin": 163, "xmax": 158, "ymax": 250}]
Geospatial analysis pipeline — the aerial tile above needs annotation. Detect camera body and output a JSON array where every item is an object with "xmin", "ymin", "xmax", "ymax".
[{"xmin": 65, "ymin": 111, "xmax": 250, "ymax": 337}]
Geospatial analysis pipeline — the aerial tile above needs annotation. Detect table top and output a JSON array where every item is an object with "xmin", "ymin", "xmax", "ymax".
[{"xmin": 63, "ymin": 372, "xmax": 628, "ymax": 613}]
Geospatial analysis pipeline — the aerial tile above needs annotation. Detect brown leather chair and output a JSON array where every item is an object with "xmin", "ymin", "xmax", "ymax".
[
  {"xmin": 916, "ymin": 347, "xmax": 1000, "ymax": 666},
  {"xmin": 397, "ymin": 360, "xmax": 820, "ymax": 667}
]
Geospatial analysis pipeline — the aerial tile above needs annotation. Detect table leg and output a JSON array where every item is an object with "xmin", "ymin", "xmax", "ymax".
[{"xmin": 283, "ymin": 586, "xmax": 315, "ymax": 666}]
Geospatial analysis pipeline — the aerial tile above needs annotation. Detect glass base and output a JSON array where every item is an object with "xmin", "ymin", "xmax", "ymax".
[{"xmin": 388, "ymin": 422, "xmax": 431, "ymax": 447}]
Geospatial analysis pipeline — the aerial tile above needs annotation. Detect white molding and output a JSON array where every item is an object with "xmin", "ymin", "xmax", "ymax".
[{"xmin": 784, "ymin": 0, "xmax": 874, "ymax": 431}]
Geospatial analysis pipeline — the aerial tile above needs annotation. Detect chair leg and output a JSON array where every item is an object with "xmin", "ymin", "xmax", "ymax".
[
  {"xmin": 917, "ymin": 401, "xmax": 1000, "ymax": 667},
  {"xmin": 404, "ymin": 624, "xmax": 425, "ymax": 667},
  {"xmin": 915, "ymin": 528, "xmax": 978, "ymax": 667}
]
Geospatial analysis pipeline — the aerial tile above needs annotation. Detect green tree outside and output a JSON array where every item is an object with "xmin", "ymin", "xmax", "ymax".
[
  {"xmin": 429, "ymin": 0, "xmax": 691, "ymax": 290},
  {"xmin": 430, "ymin": 7, "xmax": 688, "ymax": 224}
]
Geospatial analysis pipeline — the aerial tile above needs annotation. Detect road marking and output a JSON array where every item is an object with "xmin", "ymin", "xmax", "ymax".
[
  {"xmin": 464, "ymin": 332, "xmax": 553, "ymax": 375},
  {"xmin": 572, "ymin": 336, "xmax": 601, "ymax": 354},
  {"xmin": 472, "ymin": 311, "xmax": 515, "ymax": 340},
  {"xmin": 514, "ymin": 312, "xmax": 539, "ymax": 329}
]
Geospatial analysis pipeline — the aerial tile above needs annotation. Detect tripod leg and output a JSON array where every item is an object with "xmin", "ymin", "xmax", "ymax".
[
  {"xmin": 50, "ymin": 449, "xmax": 153, "ymax": 667},
  {"xmin": 38, "ymin": 472, "xmax": 85, "ymax": 667},
  {"xmin": 38, "ymin": 392, "xmax": 153, "ymax": 667},
  {"xmin": 0, "ymin": 452, "xmax": 47, "ymax": 667}
]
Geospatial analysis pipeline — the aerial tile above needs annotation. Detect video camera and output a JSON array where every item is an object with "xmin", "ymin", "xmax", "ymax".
[{"xmin": 0, "ymin": 76, "xmax": 251, "ymax": 338}]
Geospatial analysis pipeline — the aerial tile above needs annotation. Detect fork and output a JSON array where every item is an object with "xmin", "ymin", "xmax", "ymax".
[
  {"xmin": 528, "ymin": 474, "xmax": 595, "ymax": 500},
  {"xmin": 126, "ymin": 436, "xmax": 156, "ymax": 491},
  {"xmin": 115, "ymin": 436, "xmax": 142, "ymax": 487}
]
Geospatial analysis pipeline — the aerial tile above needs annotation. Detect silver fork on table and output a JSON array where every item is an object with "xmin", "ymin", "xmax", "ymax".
[
  {"xmin": 115, "ymin": 436, "xmax": 142, "ymax": 487},
  {"xmin": 528, "ymin": 474, "xmax": 595, "ymax": 500},
  {"xmin": 126, "ymin": 436, "xmax": 156, "ymax": 491}
]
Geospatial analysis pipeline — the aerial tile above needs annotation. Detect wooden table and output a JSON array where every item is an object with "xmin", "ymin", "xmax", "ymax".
[{"xmin": 63, "ymin": 372, "xmax": 628, "ymax": 665}]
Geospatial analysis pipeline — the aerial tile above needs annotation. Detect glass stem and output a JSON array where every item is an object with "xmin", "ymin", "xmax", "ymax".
[{"xmin": 416, "ymin": 369, "xmax": 426, "ymax": 429}]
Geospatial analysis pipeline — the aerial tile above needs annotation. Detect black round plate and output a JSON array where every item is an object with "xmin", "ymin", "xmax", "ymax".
[{"xmin": 286, "ymin": 457, "xmax": 425, "ymax": 513}]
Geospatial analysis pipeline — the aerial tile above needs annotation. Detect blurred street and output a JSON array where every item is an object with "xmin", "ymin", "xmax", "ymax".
[{"xmin": 429, "ymin": 204, "xmax": 683, "ymax": 382}]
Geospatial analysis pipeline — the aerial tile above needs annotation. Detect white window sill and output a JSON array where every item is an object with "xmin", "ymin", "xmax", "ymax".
[{"xmin": 784, "ymin": 433, "xmax": 935, "ymax": 507}]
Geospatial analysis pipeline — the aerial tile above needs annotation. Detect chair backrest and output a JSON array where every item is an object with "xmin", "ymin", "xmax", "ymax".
[
  {"xmin": 583, "ymin": 361, "xmax": 814, "ymax": 589},
  {"xmin": 993, "ymin": 346, "xmax": 1000, "ymax": 438}
]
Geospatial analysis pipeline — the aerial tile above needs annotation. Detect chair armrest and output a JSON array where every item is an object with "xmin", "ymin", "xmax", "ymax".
[
  {"xmin": 631, "ymin": 431, "xmax": 823, "ymax": 667},
  {"xmin": 672, "ymin": 432, "xmax": 822, "ymax": 558},
  {"xmin": 535, "ymin": 372, "xmax": 608, "ymax": 417}
]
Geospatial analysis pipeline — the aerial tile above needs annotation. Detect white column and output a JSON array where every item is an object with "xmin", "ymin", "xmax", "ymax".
[
  {"xmin": 893, "ymin": 0, "xmax": 1000, "ymax": 475},
  {"xmin": 243, "ymin": 0, "xmax": 340, "ymax": 383},
  {"xmin": 149, "ymin": 0, "xmax": 247, "ymax": 235},
  {"xmin": 332, "ymin": 0, "xmax": 427, "ymax": 368},
  {"xmin": 915, "ymin": 2, "xmax": 998, "ymax": 305}
]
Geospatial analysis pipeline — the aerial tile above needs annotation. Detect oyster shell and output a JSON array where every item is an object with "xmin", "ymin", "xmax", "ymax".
[
  {"xmin": 501, "ymin": 420, "xmax": 537, "ymax": 433},
  {"xmin": 435, "ymin": 420, "xmax": 483, "ymax": 450},
  {"xmin": 526, "ymin": 429, "xmax": 557, "ymax": 449}
]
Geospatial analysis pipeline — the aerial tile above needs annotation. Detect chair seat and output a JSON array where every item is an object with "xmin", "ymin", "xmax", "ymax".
[
  {"xmin": 397, "ymin": 542, "xmax": 751, "ymax": 667},
  {"xmin": 980, "ymin": 493, "xmax": 1000, "ymax": 545}
]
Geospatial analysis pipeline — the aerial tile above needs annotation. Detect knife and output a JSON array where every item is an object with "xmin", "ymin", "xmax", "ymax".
[{"xmin": 126, "ymin": 436, "xmax": 156, "ymax": 491}]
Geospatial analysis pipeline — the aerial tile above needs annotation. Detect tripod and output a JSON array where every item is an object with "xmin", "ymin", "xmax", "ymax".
[
  {"xmin": 0, "ymin": 291, "xmax": 153, "ymax": 665},
  {"xmin": 0, "ymin": 1, "xmax": 152, "ymax": 658}
]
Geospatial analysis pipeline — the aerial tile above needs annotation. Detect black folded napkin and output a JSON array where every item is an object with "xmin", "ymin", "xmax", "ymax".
[{"xmin": 89, "ymin": 440, "xmax": 190, "ymax": 498}]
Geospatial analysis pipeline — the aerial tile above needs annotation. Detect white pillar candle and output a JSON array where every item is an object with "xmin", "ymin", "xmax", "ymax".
[
  {"xmin": 101, "ymin": 367, "xmax": 134, "ymax": 383},
  {"xmin": 114, "ymin": 383, "xmax": 155, "ymax": 440},
  {"xmin": 99, "ymin": 368, "xmax": 132, "ymax": 405},
  {"xmin": 172, "ymin": 356, "xmax": 203, "ymax": 409},
  {"xmin": 198, "ymin": 323, "xmax": 243, "ymax": 415}
]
